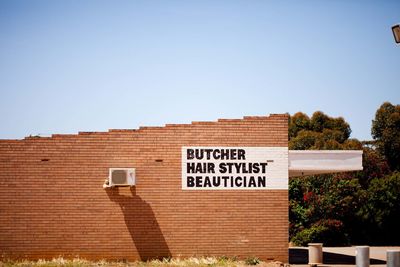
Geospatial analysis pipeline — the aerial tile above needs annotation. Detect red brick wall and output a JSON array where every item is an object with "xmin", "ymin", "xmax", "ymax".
[{"xmin": 0, "ymin": 114, "xmax": 288, "ymax": 262}]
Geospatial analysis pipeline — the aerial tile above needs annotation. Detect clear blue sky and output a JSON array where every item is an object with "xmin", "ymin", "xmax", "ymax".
[{"xmin": 0, "ymin": 0, "xmax": 399, "ymax": 140}]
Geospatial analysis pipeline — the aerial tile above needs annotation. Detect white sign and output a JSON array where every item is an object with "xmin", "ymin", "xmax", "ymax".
[{"xmin": 181, "ymin": 147, "xmax": 288, "ymax": 190}]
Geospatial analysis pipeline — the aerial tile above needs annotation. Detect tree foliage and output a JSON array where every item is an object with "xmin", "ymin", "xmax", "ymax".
[
  {"xmin": 372, "ymin": 102, "xmax": 400, "ymax": 171},
  {"xmin": 289, "ymin": 111, "xmax": 355, "ymax": 150},
  {"xmin": 289, "ymin": 175, "xmax": 362, "ymax": 245},
  {"xmin": 358, "ymin": 172, "xmax": 400, "ymax": 244},
  {"xmin": 289, "ymin": 172, "xmax": 400, "ymax": 246},
  {"xmin": 289, "ymin": 105, "xmax": 399, "ymax": 246}
]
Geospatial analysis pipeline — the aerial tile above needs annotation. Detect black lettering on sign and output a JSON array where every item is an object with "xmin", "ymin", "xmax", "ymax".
[
  {"xmin": 184, "ymin": 147, "xmax": 275, "ymax": 189},
  {"xmin": 204, "ymin": 149, "xmax": 213, "ymax": 160},
  {"xmin": 187, "ymin": 149, "xmax": 194, "ymax": 160},
  {"xmin": 187, "ymin": 176, "xmax": 195, "ymax": 187},
  {"xmin": 204, "ymin": 176, "xmax": 212, "ymax": 187},
  {"xmin": 235, "ymin": 176, "xmax": 243, "ymax": 187},
  {"xmin": 208, "ymin": 163, "xmax": 215, "ymax": 173},
  {"xmin": 231, "ymin": 149, "xmax": 237, "ymax": 159},
  {"xmin": 187, "ymin": 163, "xmax": 216, "ymax": 174},
  {"xmin": 196, "ymin": 176, "xmax": 203, "ymax": 187},
  {"xmin": 252, "ymin": 163, "xmax": 260, "ymax": 173},
  {"xmin": 222, "ymin": 176, "xmax": 229, "ymax": 187},
  {"xmin": 195, "ymin": 163, "xmax": 204, "ymax": 173},
  {"xmin": 220, "ymin": 149, "xmax": 229, "ymax": 160},
  {"xmin": 249, "ymin": 176, "xmax": 257, "ymax": 187},
  {"xmin": 186, "ymin": 148, "xmax": 248, "ymax": 160},
  {"xmin": 260, "ymin": 162, "xmax": 268, "ymax": 173},
  {"xmin": 238, "ymin": 149, "xmax": 246, "ymax": 160},
  {"xmin": 212, "ymin": 176, "xmax": 221, "ymax": 187},
  {"xmin": 219, "ymin": 163, "xmax": 227, "ymax": 173},
  {"xmin": 187, "ymin": 163, "xmax": 195, "ymax": 173},
  {"xmin": 258, "ymin": 176, "xmax": 266, "ymax": 187},
  {"xmin": 213, "ymin": 149, "xmax": 221, "ymax": 159}
]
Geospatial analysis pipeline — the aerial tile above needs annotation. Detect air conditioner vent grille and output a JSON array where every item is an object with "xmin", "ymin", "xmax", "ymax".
[
  {"xmin": 108, "ymin": 168, "xmax": 136, "ymax": 187},
  {"xmin": 111, "ymin": 170, "xmax": 128, "ymax": 184}
]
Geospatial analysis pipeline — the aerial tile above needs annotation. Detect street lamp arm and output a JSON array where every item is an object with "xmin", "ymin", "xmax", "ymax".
[{"xmin": 392, "ymin": 24, "xmax": 400, "ymax": 44}]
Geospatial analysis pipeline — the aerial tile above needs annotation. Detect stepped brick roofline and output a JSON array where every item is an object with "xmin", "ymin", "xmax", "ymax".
[{"xmin": 0, "ymin": 113, "xmax": 288, "ymax": 142}]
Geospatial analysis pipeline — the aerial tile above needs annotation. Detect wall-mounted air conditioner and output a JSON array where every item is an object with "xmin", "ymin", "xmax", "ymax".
[{"xmin": 107, "ymin": 168, "xmax": 136, "ymax": 187}]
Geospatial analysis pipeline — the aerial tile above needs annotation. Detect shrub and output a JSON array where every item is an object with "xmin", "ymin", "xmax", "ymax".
[
  {"xmin": 291, "ymin": 219, "xmax": 349, "ymax": 246},
  {"xmin": 244, "ymin": 256, "xmax": 260, "ymax": 265}
]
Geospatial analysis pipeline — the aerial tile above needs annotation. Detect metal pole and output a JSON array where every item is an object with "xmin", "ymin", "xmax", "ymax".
[
  {"xmin": 387, "ymin": 250, "xmax": 400, "ymax": 267},
  {"xmin": 356, "ymin": 246, "xmax": 370, "ymax": 267},
  {"xmin": 308, "ymin": 243, "xmax": 323, "ymax": 265}
]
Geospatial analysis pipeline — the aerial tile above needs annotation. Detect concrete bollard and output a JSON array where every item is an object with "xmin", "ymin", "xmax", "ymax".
[
  {"xmin": 387, "ymin": 250, "xmax": 400, "ymax": 267},
  {"xmin": 356, "ymin": 246, "xmax": 370, "ymax": 267},
  {"xmin": 308, "ymin": 243, "xmax": 323, "ymax": 265}
]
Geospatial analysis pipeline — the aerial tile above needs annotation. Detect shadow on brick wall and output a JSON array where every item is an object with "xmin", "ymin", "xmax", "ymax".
[{"xmin": 106, "ymin": 187, "xmax": 171, "ymax": 261}]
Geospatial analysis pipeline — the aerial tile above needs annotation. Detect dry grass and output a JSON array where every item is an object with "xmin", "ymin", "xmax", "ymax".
[{"xmin": 0, "ymin": 257, "xmax": 288, "ymax": 267}]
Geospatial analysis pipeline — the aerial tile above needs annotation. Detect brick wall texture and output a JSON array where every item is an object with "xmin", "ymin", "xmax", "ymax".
[{"xmin": 0, "ymin": 114, "xmax": 289, "ymax": 262}]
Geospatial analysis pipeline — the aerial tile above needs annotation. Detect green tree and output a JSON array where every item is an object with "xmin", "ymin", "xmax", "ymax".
[
  {"xmin": 289, "ymin": 107, "xmax": 398, "ymax": 246},
  {"xmin": 289, "ymin": 174, "xmax": 363, "ymax": 246},
  {"xmin": 289, "ymin": 112, "xmax": 311, "ymax": 138},
  {"xmin": 371, "ymin": 102, "xmax": 400, "ymax": 171},
  {"xmin": 289, "ymin": 111, "xmax": 356, "ymax": 150},
  {"xmin": 352, "ymin": 147, "xmax": 390, "ymax": 188},
  {"xmin": 357, "ymin": 172, "xmax": 400, "ymax": 244}
]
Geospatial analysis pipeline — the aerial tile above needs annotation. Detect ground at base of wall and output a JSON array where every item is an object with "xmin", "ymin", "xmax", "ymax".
[{"xmin": 0, "ymin": 257, "xmax": 288, "ymax": 267}]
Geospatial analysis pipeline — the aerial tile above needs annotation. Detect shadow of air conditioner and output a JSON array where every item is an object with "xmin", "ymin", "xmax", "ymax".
[{"xmin": 106, "ymin": 187, "xmax": 171, "ymax": 260}]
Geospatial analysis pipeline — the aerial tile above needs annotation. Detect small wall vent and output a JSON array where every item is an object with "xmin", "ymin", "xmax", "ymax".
[{"xmin": 108, "ymin": 168, "xmax": 136, "ymax": 187}]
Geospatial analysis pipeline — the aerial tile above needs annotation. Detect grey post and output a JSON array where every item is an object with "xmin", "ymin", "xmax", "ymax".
[
  {"xmin": 308, "ymin": 243, "xmax": 323, "ymax": 265},
  {"xmin": 387, "ymin": 250, "xmax": 400, "ymax": 267},
  {"xmin": 356, "ymin": 246, "xmax": 369, "ymax": 267}
]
